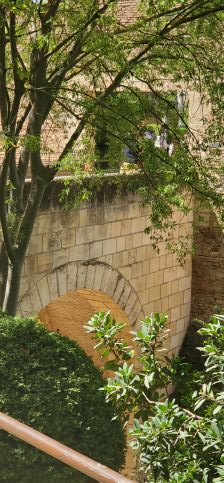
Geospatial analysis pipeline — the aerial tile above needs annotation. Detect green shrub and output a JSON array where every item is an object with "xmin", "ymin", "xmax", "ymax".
[
  {"xmin": 85, "ymin": 311, "xmax": 224, "ymax": 482},
  {"xmin": 0, "ymin": 313, "xmax": 126, "ymax": 482}
]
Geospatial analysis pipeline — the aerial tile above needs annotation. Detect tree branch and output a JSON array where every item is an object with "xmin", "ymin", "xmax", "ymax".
[
  {"xmin": 0, "ymin": 7, "xmax": 9, "ymax": 130},
  {"xmin": 0, "ymin": 152, "xmax": 16, "ymax": 264}
]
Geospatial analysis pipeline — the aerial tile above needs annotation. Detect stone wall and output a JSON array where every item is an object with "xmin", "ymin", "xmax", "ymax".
[
  {"xmin": 18, "ymin": 176, "xmax": 193, "ymax": 356},
  {"xmin": 192, "ymin": 209, "xmax": 224, "ymax": 321}
]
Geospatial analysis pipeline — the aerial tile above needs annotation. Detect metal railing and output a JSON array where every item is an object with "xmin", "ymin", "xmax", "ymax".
[{"xmin": 0, "ymin": 412, "xmax": 136, "ymax": 483}]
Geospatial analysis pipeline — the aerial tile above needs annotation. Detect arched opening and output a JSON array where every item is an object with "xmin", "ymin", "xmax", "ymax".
[{"xmin": 38, "ymin": 288, "xmax": 135, "ymax": 370}]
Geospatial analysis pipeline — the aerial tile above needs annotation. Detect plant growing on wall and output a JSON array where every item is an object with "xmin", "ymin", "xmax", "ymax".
[
  {"xmin": 0, "ymin": 312, "xmax": 126, "ymax": 482},
  {"xmin": 0, "ymin": 1, "xmax": 224, "ymax": 315},
  {"xmin": 85, "ymin": 311, "xmax": 224, "ymax": 481}
]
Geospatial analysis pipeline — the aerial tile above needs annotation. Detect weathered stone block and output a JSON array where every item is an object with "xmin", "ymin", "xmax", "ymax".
[
  {"xmin": 131, "ymin": 216, "xmax": 146, "ymax": 233},
  {"xmin": 149, "ymin": 285, "xmax": 161, "ymax": 302},
  {"xmin": 164, "ymin": 267, "xmax": 178, "ymax": 283},
  {"xmin": 112, "ymin": 252, "xmax": 124, "ymax": 269},
  {"xmin": 154, "ymin": 299, "xmax": 162, "ymax": 312},
  {"xmin": 171, "ymin": 279, "xmax": 179, "ymax": 293},
  {"xmin": 52, "ymin": 248, "xmax": 69, "ymax": 270},
  {"xmin": 132, "ymin": 232, "xmax": 142, "ymax": 248},
  {"xmin": 28, "ymin": 234, "xmax": 43, "ymax": 255},
  {"xmin": 143, "ymin": 301, "xmax": 155, "ymax": 315},
  {"xmin": 131, "ymin": 275, "xmax": 147, "ymax": 292},
  {"xmin": 43, "ymin": 232, "xmax": 62, "ymax": 252},
  {"xmin": 176, "ymin": 318, "xmax": 185, "ymax": 334},
  {"xmin": 90, "ymin": 241, "xmax": 103, "ymax": 259},
  {"xmin": 84, "ymin": 264, "xmax": 95, "ymax": 290},
  {"xmin": 146, "ymin": 273, "xmax": 155, "ymax": 288},
  {"xmin": 103, "ymin": 238, "xmax": 116, "ymax": 256},
  {"xmin": 47, "ymin": 271, "xmax": 59, "ymax": 301},
  {"xmin": 38, "ymin": 252, "xmax": 53, "ymax": 273},
  {"xmin": 170, "ymin": 332, "xmax": 184, "ymax": 350},
  {"xmin": 37, "ymin": 277, "xmax": 50, "ymax": 308},
  {"xmin": 113, "ymin": 277, "xmax": 125, "ymax": 303},
  {"xmin": 77, "ymin": 264, "xmax": 87, "ymax": 289},
  {"xmin": 159, "ymin": 255, "xmax": 166, "ymax": 270},
  {"xmin": 136, "ymin": 246, "xmax": 147, "ymax": 262},
  {"xmin": 62, "ymin": 229, "xmax": 76, "ymax": 248},
  {"xmin": 69, "ymin": 244, "xmax": 89, "ymax": 261},
  {"xmin": 142, "ymin": 259, "xmax": 150, "ymax": 275},
  {"xmin": 180, "ymin": 302, "xmax": 191, "ymax": 318},
  {"xmin": 117, "ymin": 236, "xmax": 126, "ymax": 252},
  {"xmin": 119, "ymin": 266, "xmax": 132, "ymax": 280},
  {"xmin": 141, "ymin": 230, "xmax": 151, "ymax": 246},
  {"xmin": 111, "ymin": 221, "xmax": 122, "ymax": 237},
  {"xmin": 129, "ymin": 300, "xmax": 142, "ymax": 325},
  {"xmin": 127, "ymin": 203, "xmax": 142, "ymax": 219},
  {"xmin": 171, "ymin": 306, "xmax": 181, "ymax": 322},
  {"xmin": 104, "ymin": 270, "xmax": 120, "ymax": 298},
  {"xmin": 168, "ymin": 292, "xmax": 184, "ymax": 309},
  {"xmin": 76, "ymin": 226, "xmax": 94, "ymax": 245},
  {"xmin": 120, "ymin": 282, "xmax": 131, "ymax": 310},
  {"xmin": 154, "ymin": 270, "xmax": 164, "ymax": 286},
  {"xmin": 30, "ymin": 286, "xmax": 42, "ymax": 313},
  {"xmin": 125, "ymin": 292, "xmax": 138, "ymax": 317},
  {"xmin": 57, "ymin": 265, "xmax": 68, "ymax": 296},
  {"xmin": 79, "ymin": 209, "xmax": 89, "ymax": 227},
  {"xmin": 94, "ymin": 264, "xmax": 105, "ymax": 290},
  {"xmin": 150, "ymin": 257, "xmax": 160, "ymax": 273},
  {"xmin": 94, "ymin": 223, "xmax": 111, "ymax": 241},
  {"xmin": 104, "ymin": 204, "xmax": 127, "ymax": 222},
  {"xmin": 67, "ymin": 262, "xmax": 78, "ymax": 291},
  {"xmin": 138, "ymin": 289, "xmax": 150, "ymax": 305},
  {"xmin": 19, "ymin": 277, "xmax": 30, "ymax": 299},
  {"xmin": 184, "ymin": 288, "xmax": 191, "ymax": 304},
  {"xmin": 161, "ymin": 282, "xmax": 172, "ymax": 298},
  {"xmin": 120, "ymin": 219, "xmax": 132, "ymax": 235},
  {"xmin": 24, "ymin": 255, "xmax": 37, "ymax": 276},
  {"xmin": 179, "ymin": 276, "xmax": 191, "ymax": 291},
  {"xmin": 131, "ymin": 262, "xmax": 143, "ymax": 278}
]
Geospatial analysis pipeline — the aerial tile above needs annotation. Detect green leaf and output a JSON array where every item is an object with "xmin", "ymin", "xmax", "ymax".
[{"xmin": 104, "ymin": 360, "xmax": 119, "ymax": 371}]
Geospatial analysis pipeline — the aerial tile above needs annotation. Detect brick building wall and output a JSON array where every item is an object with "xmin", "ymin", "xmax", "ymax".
[{"xmin": 192, "ymin": 209, "xmax": 224, "ymax": 321}]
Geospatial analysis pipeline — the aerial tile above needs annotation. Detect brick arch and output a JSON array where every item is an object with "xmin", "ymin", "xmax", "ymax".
[{"xmin": 18, "ymin": 260, "xmax": 144, "ymax": 325}]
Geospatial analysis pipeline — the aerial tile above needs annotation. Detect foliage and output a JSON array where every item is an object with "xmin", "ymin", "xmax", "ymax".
[
  {"xmin": 85, "ymin": 311, "xmax": 224, "ymax": 482},
  {"xmin": 0, "ymin": 313, "xmax": 126, "ymax": 482},
  {"xmin": 0, "ymin": 1, "xmax": 224, "ymax": 314}
]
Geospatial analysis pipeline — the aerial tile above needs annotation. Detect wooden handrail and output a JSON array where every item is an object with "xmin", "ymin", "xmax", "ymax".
[{"xmin": 0, "ymin": 412, "xmax": 136, "ymax": 483}]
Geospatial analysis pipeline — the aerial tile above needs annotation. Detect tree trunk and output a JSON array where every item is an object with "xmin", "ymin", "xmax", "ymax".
[
  {"xmin": 3, "ymin": 260, "xmax": 22, "ymax": 316},
  {"xmin": 0, "ymin": 243, "xmax": 8, "ymax": 307},
  {"xmin": 1, "ymin": 176, "xmax": 50, "ymax": 316}
]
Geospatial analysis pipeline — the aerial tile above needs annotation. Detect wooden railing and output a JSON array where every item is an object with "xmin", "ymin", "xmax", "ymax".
[{"xmin": 0, "ymin": 412, "xmax": 136, "ymax": 483}]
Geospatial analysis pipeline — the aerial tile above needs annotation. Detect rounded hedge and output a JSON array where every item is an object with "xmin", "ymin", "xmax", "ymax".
[{"xmin": 0, "ymin": 314, "xmax": 126, "ymax": 482}]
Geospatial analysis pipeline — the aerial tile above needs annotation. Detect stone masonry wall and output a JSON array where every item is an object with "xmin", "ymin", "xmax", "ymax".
[
  {"xmin": 18, "ymin": 176, "xmax": 192, "ymax": 356},
  {"xmin": 192, "ymin": 209, "xmax": 224, "ymax": 321}
]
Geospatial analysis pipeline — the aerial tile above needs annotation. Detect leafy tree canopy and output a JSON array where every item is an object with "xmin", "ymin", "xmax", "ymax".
[{"xmin": 0, "ymin": 0, "xmax": 224, "ymax": 314}]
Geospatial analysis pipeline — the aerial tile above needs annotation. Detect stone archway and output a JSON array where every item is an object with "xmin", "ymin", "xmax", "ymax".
[
  {"xmin": 18, "ymin": 260, "xmax": 144, "ymax": 325},
  {"xmin": 38, "ymin": 288, "xmax": 136, "ymax": 370}
]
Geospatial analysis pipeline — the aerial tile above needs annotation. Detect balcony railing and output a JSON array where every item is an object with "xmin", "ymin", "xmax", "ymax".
[{"xmin": 0, "ymin": 412, "xmax": 136, "ymax": 483}]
